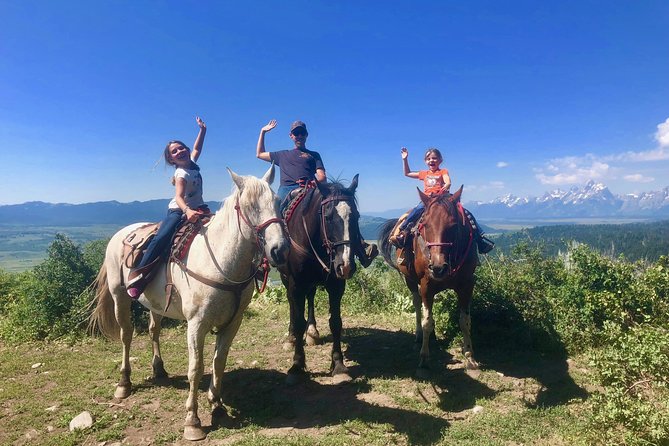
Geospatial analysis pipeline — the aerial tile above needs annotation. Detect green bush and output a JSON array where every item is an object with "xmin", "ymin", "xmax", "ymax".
[
  {"xmin": 588, "ymin": 322, "xmax": 669, "ymax": 445},
  {"xmin": 342, "ymin": 259, "xmax": 414, "ymax": 314},
  {"xmin": 0, "ymin": 234, "xmax": 95, "ymax": 341},
  {"xmin": 462, "ymin": 242, "xmax": 568, "ymax": 353},
  {"xmin": 0, "ymin": 268, "xmax": 22, "ymax": 314}
]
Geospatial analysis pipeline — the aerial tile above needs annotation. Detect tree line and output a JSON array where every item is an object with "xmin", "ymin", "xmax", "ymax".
[{"xmin": 492, "ymin": 219, "xmax": 669, "ymax": 262}]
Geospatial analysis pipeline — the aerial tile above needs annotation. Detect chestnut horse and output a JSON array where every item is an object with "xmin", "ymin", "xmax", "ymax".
[
  {"xmin": 280, "ymin": 176, "xmax": 363, "ymax": 384},
  {"xmin": 379, "ymin": 186, "xmax": 479, "ymax": 377},
  {"xmin": 89, "ymin": 166, "xmax": 289, "ymax": 440}
]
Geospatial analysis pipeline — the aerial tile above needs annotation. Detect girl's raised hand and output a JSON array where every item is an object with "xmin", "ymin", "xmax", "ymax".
[
  {"xmin": 401, "ymin": 147, "xmax": 409, "ymax": 159},
  {"xmin": 196, "ymin": 116, "xmax": 206, "ymax": 129},
  {"xmin": 261, "ymin": 119, "xmax": 277, "ymax": 133}
]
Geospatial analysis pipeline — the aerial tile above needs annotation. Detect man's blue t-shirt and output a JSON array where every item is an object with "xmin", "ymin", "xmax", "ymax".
[{"xmin": 269, "ymin": 148, "xmax": 325, "ymax": 187}]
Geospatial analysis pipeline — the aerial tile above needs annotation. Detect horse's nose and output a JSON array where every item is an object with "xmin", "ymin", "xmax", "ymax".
[
  {"xmin": 430, "ymin": 264, "xmax": 447, "ymax": 278},
  {"xmin": 336, "ymin": 262, "xmax": 352, "ymax": 279}
]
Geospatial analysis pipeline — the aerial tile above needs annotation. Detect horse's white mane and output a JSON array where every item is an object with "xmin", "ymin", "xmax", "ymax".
[{"xmin": 212, "ymin": 175, "xmax": 271, "ymax": 228}]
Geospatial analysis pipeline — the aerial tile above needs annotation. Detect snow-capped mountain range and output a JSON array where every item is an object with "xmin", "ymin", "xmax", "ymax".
[{"xmin": 467, "ymin": 181, "xmax": 669, "ymax": 219}]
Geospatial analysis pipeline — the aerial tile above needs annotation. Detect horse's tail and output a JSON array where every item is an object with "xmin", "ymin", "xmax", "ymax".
[
  {"xmin": 378, "ymin": 218, "xmax": 400, "ymax": 270},
  {"xmin": 87, "ymin": 264, "xmax": 121, "ymax": 340}
]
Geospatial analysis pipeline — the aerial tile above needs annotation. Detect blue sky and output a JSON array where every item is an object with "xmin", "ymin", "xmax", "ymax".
[{"xmin": 2, "ymin": 1, "xmax": 668, "ymax": 212}]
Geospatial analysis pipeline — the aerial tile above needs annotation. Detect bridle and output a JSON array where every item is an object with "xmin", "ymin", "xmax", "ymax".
[
  {"xmin": 293, "ymin": 192, "xmax": 356, "ymax": 274},
  {"xmin": 417, "ymin": 199, "xmax": 473, "ymax": 278},
  {"xmin": 170, "ymin": 196, "xmax": 286, "ymax": 298},
  {"xmin": 320, "ymin": 194, "xmax": 355, "ymax": 252},
  {"xmin": 233, "ymin": 197, "xmax": 287, "ymax": 292}
]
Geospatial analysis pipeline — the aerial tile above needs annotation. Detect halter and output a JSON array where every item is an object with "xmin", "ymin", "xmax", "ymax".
[
  {"xmin": 320, "ymin": 195, "xmax": 355, "ymax": 252},
  {"xmin": 292, "ymin": 192, "xmax": 356, "ymax": 274},
  {"xmin": 417, "ymin": 200, "xmax": 474, "ymax": 278},
  {"xmin": 233, "ymin": 197, "xmax": 287, "ymax": 292},
  {"xmin": 170, "ymin": 196, "xmax": 285, "ymax": 300}
]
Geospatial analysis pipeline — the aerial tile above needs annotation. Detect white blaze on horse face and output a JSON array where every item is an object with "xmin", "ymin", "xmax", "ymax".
[{"xmin": 335, "ymin": 201, "xmax": 353, "ymax": 264}]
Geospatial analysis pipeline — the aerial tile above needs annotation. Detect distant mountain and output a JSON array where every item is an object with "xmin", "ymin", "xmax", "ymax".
[
  {"xmin": 0, "ymin": 199, "xmax": 387, "ymax": 241},
  {"xmin": 467, "ymin": 181, "xmax": 669, "ymax": 219},
  {"xmin": 0, "ymin": 200, "xmax": 222, "ymax": 226},
  {"xmin": 364, "ymin": 208, "xmax": 410, "ymax": 219}
]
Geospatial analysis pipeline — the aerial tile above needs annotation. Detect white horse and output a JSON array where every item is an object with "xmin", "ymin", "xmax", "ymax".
[{"xmin": 89, "ymin": 165, "xmax": 288, "ymax": 441}]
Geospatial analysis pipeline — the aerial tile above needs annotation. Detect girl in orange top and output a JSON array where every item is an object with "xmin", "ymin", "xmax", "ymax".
[{"xmin": 393, "ymin": 147, "xmax": 494, "ymax": 254}]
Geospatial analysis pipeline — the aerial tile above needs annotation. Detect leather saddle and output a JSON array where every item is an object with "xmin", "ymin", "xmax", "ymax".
[{"xmin": 122, "ymin": 214, "xmax": 211, "ymax": 297}]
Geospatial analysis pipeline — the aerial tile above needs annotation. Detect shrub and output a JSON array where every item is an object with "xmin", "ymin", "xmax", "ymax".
[
  {"xmin": 0, "ymin": 268, "xmax": 22, "ymax": 314},
  {"xmin": 463, "ymin": 242, "xmax": 568, "ymax": 354},
  {"xmin": 0, "ymin": 234, "xmax": 95, "ymax": 341},
  {"xmin": 588, "ymin": 322, "xmax": 669, "ymax": 445}
]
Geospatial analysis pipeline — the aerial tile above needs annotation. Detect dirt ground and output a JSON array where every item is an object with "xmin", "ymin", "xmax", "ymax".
[{"xmin": 2, "ymin": 302, "xmax": 592, "ymax": 445}]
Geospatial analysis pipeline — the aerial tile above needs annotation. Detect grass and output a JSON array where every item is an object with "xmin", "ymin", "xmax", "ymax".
[{"xmin": 0, "ymin": 297, "xmax": 594, "ymax": 445}]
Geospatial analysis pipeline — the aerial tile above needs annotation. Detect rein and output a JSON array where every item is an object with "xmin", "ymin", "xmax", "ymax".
[
  {"xmin": 288, "ymin": 190, "xmax": 355, "ymax": 275},
  {"xmin": 168, "ymin": 197, "xmax": 285, "ymax": 307},
  {"xmin": 417, "ymin": 201, "xmax": 474, "ymax": 278}
]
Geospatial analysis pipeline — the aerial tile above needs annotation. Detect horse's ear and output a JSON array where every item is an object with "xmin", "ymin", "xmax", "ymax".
[
  {"xmin": 418, "ymin": 187, "xmax": 429, "ymax": 204},
  {"xmin": 227, "ymin": 167, "xmax": 245, "ymax": 191},
  {"xmin": 348, "ymin": 174, "xmax": 359, "ymax": 193},
  {"xmin": 262, "ymin": 162, "xmax": 275, "ymax": 185},
  {"xmin": 450, "ymin": 185, "xmax": 464, "ymax": 203}
]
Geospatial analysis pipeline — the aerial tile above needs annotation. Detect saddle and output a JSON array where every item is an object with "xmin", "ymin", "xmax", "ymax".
[
  {"xmin": 391, "ymin": 202, "xmax": 469, "ymax": 266},
  {"xmin": 282, "ymin": 180, "xmax": 317, "ymax": 223},
  {"xmin": 123, "ymin": 213, "xmax": 212, "ymax": 298}
]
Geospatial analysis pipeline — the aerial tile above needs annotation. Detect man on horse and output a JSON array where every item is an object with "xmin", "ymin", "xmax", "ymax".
[{"xmin": 256, "ymin": 119, "xmax": 378, "ymax": 267}]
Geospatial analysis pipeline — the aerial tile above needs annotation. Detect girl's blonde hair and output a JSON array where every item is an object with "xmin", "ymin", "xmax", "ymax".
[{"xmin": 424, "ymin": 147, "xmax": 443, "ymax": 163}]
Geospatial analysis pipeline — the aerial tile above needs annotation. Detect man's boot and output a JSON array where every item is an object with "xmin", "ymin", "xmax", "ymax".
[
  {"xmin": 477, "ymin": 236, "xmax": 495, "ymax": 254},
  {"xmin": 358, "ymin": 241, "xmax": 379, "ymax": 268}
]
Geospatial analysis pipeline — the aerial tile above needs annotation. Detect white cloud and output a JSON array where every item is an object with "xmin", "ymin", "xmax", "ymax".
[
  {"xmin": 607, "ymin": 147, "xmax": 669, "ymax": 162},
  {"xmin": 467, "ymin": 181, "xmax": 505, "ymax": 191},
  {"xmin": 534, "ymin": 117, "xmax": 669, "ymax": 186},
  {"xmin": 535, "ymin": 157, "xmax": 610, "ymax": 185},
  {"xmin": 624, "ymin": 174, "xmax": 655, "ymax": 183},
  {"xmin": 656, "ymin": 118, "xmax": 669, "ymax": 147},
  {"xmin": 496, "ymin": 161, "xmax": 509, "ymax": 168},
  {"xmin": 603, "ymin": 117, "xmax": 669, "ymax": 161}
]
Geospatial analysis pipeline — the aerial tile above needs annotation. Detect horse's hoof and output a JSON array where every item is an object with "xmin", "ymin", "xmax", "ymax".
[
  {"xmin": 465, "ymin": 358, "xmax": 480, "ymax": 371},
  {"xmin": 332, "ymin": 362, "xmax": 349, "ymax": 376},
  {"xmin": 211, "ymin": 406, "xmax": 227, "ymax": 419},
  {"xmin": 416, "ymin": 359, "xmax": 430, "ymax": 380},
  {"xmin": 332, "ymin": 373, "xmax": 352, "ymax": 384},
  {"xmin": 286, "ymin": 366, "xmax": 307, "ymax": 386},
  {"xmin": 416, "ymin": 367, "xmax": 431, "ymax": 380},
  {"xmin": 305, "ymin": 326, "xmax": 321, "ymax": 346},
  {"xmin": 286, "ymin": 372, "xmax": 303, "ymax": 386},
  {"xmin": 114, "ymin": 385, "xmax": 131, "ymax": 399},
  {"xmin": 305, "ymin": 334, "xmax": 321, "ymax": 346},
  {"xmin": 183, "ymin": 425, "xmax": 207, "ymax": 441},
  {"xmin": 152, "ymin": 364, "xmax": 168, "ymax": 380}
]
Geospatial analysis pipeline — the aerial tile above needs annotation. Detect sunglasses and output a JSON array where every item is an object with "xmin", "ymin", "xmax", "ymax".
[{"xmin": 291, "ymin": 129, "xmax": 307, "ymax": 137}]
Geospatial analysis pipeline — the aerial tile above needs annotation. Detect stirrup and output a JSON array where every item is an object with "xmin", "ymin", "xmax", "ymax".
[{"xmin": 391, "ymin": 230, "xmax": 407, "ymax": 248}]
